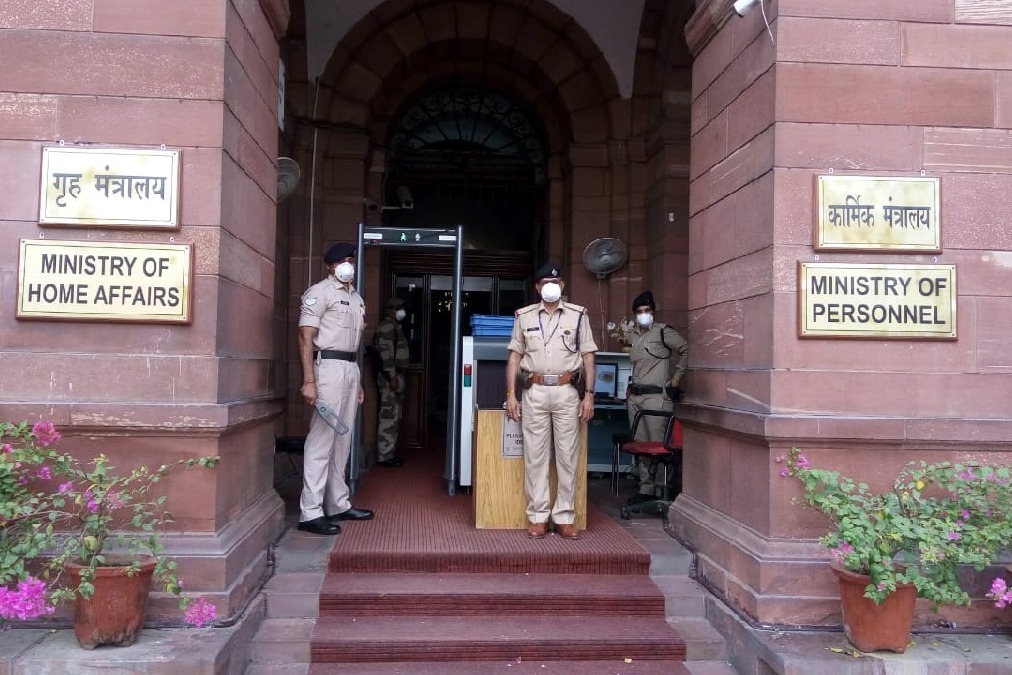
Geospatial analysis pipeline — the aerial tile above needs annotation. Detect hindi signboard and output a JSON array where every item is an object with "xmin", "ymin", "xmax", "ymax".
[
  {"xmin": 17, "ymin": 239, "xmax": 193, "ymax": 324},
  {"xmin": 39, "ymin": 147, "xmax": 180, "ymax": 228},
  {"xmin": 815, "ymin": 175, "xmax": 940, "ymax": 252},
  {"xmin": 798, "ymin": 262, "xmax": 956, "ymax": 339}
]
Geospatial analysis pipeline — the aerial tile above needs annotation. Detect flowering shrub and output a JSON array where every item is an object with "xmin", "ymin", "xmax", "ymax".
[
  {"xmin": 780, "ymin": 447, "xmax": 1012, "ymax": 607},
  {"xmin": 0, "ymin": 420, "xmax": 219, "ymax": 627}
]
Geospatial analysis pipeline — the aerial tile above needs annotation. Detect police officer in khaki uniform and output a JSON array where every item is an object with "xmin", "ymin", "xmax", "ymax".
[
  {"xmin": 373, "ymin": 297, "xmax": 409, "ymax": 467},
  {"xmin": 506, "ymin": 262, "xmax": 598, "ymax": 540},
  {"xmin": 622, "ymin": 290, "xmax": 688, "ymax": 503},
  {"xmin": 297, "ymin": 242, "xmax": 375, "ymax": 536}
]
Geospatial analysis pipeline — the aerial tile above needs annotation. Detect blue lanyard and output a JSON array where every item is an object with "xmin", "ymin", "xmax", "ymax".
[{"xmin": 538, "ymin": 307, "xmax": 562, "ymax": 344}]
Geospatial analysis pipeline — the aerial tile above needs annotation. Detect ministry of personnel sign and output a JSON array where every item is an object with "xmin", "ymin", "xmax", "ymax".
[
  {"xmin": 17, "ymin": 240, "xmax": 193, "ymax": 324},
  {"xmin": 799, "ymin": 262, "xmax": 956, "ymax": 339}
]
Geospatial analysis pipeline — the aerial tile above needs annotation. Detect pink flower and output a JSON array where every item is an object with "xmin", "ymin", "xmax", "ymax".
[
  {"xmin": 829, "ymin": 542, "xmax": 854, "ymax": 563},
  {"xmin": 961, "ymin": 510, "xmax": 971, "ymax": 520},
  {"xmin": 0, "ymin": 577, "xmax": 55, "ymax": 621},
  {"xmin": 58, "ymin": 482, "xmax": 73, "ymax": 493},
  {"xmin": 780, "ymin": 468, "xmax": 789, "ymax": 477},
  {"xmin": 1, "ymin": 443, "xmax": 12, "ymax": 454},
  {"xmin": 31, "ymin": 421, "xmax": 61, "ymax": 447},
  {"xmin": 37, "ymin": 465, "xmax": 52, "ymax": 480},
  {"xmin": 796, "ymin": 455, "xmax": 811, "ymax": 469},
  {"xmin": 947, "ymin": 531, "xmax": 961, "ymax": 541},
  {"xmin": 105, "ymin": 492, "xmax": 125, "ymax": 510},
  {"xmin": 775, "ymin": 456, "xmax": 784, "ymax": 464},
  {"xmin": 86, "ymin": 499, "xmax": 99, "ymax": 513},
  {"xmin": 184, "ymin": 597, "xmax": 217, "ymax": 628}
]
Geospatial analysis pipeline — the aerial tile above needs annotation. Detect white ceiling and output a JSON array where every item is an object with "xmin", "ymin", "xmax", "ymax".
[{"xmin": 303, "ymin": 0, "xmax": 646, "ymax": 98}]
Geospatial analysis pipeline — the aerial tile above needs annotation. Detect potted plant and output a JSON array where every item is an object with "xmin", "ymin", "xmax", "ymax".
[
  {"xmin": 779, "ymin": 447, "xmax": 1012, "ymax": 652},
  {"xmin": 0, "ymin": 420, "xmax": 220, "ymax": 646}
]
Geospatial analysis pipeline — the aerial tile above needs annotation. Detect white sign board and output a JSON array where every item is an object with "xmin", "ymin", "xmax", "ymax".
[
  {"xmin": 501, "ymin": 415, "xmax": 524, "ymax": 458},
  {"xmin": 39, "ymin": 147, "xmax": 180, "ymax": 228}
]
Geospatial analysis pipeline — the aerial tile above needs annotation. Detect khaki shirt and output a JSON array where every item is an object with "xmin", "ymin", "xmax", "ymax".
[
  {"xmin": 507, "ymin": 301, "xmax": 598, "ymax": 374},
  {"xmin": 298, "ymin": 278, "xmax": 365, "ymax": 352},
  {"xmin": 626, "ymin": 323, "xmax": 688, "ymax": 387}
]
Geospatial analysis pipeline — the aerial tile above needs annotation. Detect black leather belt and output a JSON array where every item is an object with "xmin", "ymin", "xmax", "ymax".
[
  {"xmin": 628, "ymin": 383, "xmax": 664, "ymax": 395},
  {"xmin": 316, "ymin": 349, "xmax": 356, "ymax": 362}
]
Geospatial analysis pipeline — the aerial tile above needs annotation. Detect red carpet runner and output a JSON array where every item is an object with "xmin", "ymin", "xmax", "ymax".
[{"xmin": 308, "ymin": 450, "xmax": 688, "ymax": 673}]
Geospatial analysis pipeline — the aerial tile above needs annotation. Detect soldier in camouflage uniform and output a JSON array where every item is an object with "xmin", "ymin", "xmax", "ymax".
[{"xmin": 374, "ymin": 297, "xmax": 409, "ymax": 467}]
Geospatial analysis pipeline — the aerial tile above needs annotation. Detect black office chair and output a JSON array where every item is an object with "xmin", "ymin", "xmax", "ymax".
[{"xmin": 619, "ymin": 410, "xmax": 683, "ymax": 521}]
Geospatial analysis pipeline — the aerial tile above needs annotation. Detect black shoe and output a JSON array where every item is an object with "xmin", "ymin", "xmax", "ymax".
[
  {"xmin": 331, "ymin": 507, "xmax": 374, "ymax": 521},
  {"xmin": 627, "ymin": 493, "xmax": 656, "ymax": 505},
  {"xmin": 297, "ymin": 516, "xmax": 340, "ymax": 535},
  {"xmin": 377, "ymin": 457, "xmax": 404, "ymax": 467}
]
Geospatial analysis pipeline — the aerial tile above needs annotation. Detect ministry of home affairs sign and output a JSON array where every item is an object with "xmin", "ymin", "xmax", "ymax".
[{"xmin": 17, "ymin": 239, "xmax": 193, "ymax": 324}]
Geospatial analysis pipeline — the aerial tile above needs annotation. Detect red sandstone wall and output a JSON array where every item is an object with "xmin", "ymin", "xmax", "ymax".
[
  {"xmin": 0, "ymin": 0, "xmax": 289, "ymax": 618},
  {"xmin": 681, "ymin": 0, "xmax": 1012, "ymax": 629}
]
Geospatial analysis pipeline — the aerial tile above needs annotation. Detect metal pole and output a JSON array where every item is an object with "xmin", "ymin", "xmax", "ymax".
[
  {"xmin": 445, "ymin": 224, "xmax": 464, "ymax": 495},
  {"xmin": 348, "ymin": 222, "xmax": 366, "ymax": 496},
  {"xmin": 306, "ymin": 79, "xmax": 321, "ymax": 288}
]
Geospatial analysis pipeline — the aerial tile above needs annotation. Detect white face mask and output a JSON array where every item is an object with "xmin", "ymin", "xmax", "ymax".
[
  {"xmin": 635, "ymin": 312, "xmax": 654, "ymax": 328},
  {"xmin": 395, "ymin": 309, "xmax": 406, "ymax": 321},
  {"xmin": 540, "ymin": 282, "xmax": 562, "ymax": 303},
  {"xmin": 334, "ymin": 262, "xmax": 355, "ymax": 283}
]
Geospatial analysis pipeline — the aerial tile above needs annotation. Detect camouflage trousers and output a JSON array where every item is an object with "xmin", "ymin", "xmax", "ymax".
[{"xmin": 377, "ymin": 374, "xmax": 405, "ymax": 462}]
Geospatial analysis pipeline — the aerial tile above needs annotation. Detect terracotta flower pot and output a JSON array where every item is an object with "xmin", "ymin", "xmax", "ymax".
[
  {"xmin": 64, "ymin": 555, "xmax": 157, "ymax": 649},
  {"xmin": 832, "ymin": 563, "xmax": 917, "ymax": 653}
]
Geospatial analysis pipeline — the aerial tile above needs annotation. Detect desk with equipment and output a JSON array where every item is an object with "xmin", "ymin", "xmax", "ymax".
[{"xmin": 460, "ymin": 326, "xmax": 632, "ymax": 528}]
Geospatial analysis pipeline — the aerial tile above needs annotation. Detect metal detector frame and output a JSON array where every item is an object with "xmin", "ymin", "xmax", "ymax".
[{"xmin": 350, "ymin": 223, "xmax": 464, "ymax": 496}]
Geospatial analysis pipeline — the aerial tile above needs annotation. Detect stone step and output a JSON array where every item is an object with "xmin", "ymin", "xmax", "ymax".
[
  {"xmin": 653, "ymin": 574, "xmax": 709, "ymax": 617},
  {"xmin": 311, "ymin": 614, "xmax": 686, "ymax": 663},
  {"xmin": 319, "ymin": 572, "xmax": 665, "ymax": 616},
  {"xmin": 248, "ymin": 617, "xmax": 315, "ymax": 666},
  {"xmin": 307, "ymin": 660, "xmax": 694, "ymax": 674},
  {"xmin": 669, "ymin": 616, "xmax": 729, "ymax": 661},
  {"xmin": 263, "ymin": 571, "xmax": 325, "ymax": 618}
]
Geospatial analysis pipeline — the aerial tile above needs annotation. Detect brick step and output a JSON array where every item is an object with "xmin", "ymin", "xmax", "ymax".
[
  {"xmin": 319, "ymin": 572, "xmax": 665, "ymax": 616},
  {"xmin": 328, "ymin": 549, "xmax": 651, "ymax": 575},
  {"xmin": 308, "ymin": 659, "xmax": 693, "ymax": 674},
  {"xmin": 310, "ymin": 614, "xmax": 686, "ymax": 663}
]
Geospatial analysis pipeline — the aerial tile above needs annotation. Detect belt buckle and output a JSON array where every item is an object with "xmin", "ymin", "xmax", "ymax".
[{"xmin": 542, "ymin": 374, "xmax": 560, "ymax": 386}]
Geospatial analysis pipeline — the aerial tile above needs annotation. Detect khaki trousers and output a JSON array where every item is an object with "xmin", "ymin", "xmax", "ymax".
[
  {"xmin": 300, "ymin": 359, "xmax": 359, "ymax": 521},
  {"xmin": 521, "ymin": 383, "xmax": 581, "ymax": 525}
]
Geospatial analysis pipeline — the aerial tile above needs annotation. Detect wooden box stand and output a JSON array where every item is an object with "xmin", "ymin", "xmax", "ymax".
[{"xmin": 473, "ymin": 408, "xmax": 587, "ymax": 530}]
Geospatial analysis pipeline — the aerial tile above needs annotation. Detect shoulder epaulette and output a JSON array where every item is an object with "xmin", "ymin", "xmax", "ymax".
[
  {"xmin": 515, "ymin": 304, "xmax": 539, "ymax": 316},
  {"xmin": 562, "ymin": 301, "xmax": 586, "ymax": 314}
]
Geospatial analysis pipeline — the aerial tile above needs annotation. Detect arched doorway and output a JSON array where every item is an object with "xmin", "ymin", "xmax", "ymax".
[{"xmin": 375, "ymin": 85, "xmax": 548, "ymax": 460}]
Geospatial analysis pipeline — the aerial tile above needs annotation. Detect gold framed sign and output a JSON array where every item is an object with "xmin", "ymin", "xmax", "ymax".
[
  {"xmin": 17, "ymin": 239, "xmax": 193, "ymax": 324},
  {"xmin": 815, "ymin": 175, "xmax": 940, "ymax": 252},
  {"xmin": 798, "ymin": 262, "xmax": 956, "ymax": 339},
  {"xmin": 39, "ymin": 147, "xmax": 180, "ymax": 228}
]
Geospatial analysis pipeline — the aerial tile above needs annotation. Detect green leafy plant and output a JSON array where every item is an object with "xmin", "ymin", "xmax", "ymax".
[
  {"xmin": 0, "ymin": 420, "xmax": 219, "ymax": 623},
  {"xmin": 780, "ymin": 447, "xmax": 1012, "ymax": 608}
]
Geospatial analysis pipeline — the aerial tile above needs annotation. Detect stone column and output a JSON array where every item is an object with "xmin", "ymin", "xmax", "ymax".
[
  {"xmin": 0, "ymin": 0, "xmax": 290, "ymax": 620},
  {"xmin": 677, "ymin": 0, "xmax": 1012, "ymax": 628}
]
